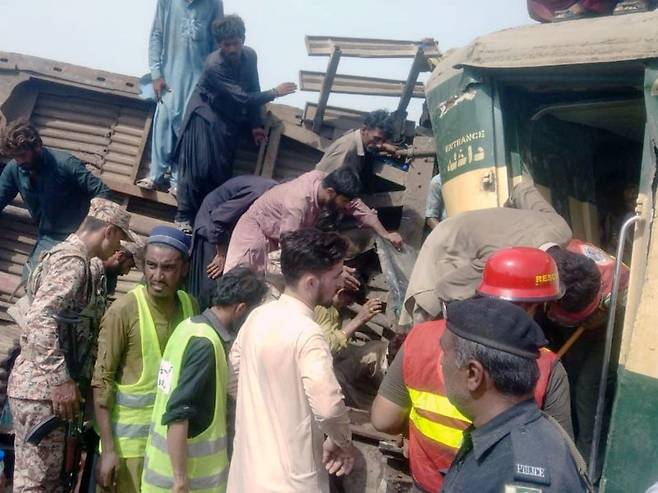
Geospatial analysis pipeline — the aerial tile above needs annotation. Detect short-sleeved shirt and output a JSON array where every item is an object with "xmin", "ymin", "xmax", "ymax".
[
  {"xmin": 161, "ymin": 309, "xmax": 233, "ymax": 438},
  {"xmin": 425, "ymin": 174, "xmax": 446, "ymax": 221},
  {"xmin": 442, "ymin": 400, "xmax": 590, "ymax": 492}
]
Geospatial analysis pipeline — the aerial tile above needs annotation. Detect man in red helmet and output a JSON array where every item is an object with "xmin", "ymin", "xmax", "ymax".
[{"xmin": 372, "ymin": 247, "xmax": 573, "ymax": 493}]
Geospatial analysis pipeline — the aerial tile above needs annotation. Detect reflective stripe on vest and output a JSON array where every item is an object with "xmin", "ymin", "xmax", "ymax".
[
  {"xmin": 142, "ymin": 320, "xmax": 228, "ymax": 493},
  {"xmin": 111, "ymin": 285, "xmax": 194, "ymax": 458},
  {"xmin": 402, "ymin": 320, "xmax": 558, "ymax": 493},
  {"xmin": 408, "ymin": 388, "xmax": 468, "ymax": 449}
]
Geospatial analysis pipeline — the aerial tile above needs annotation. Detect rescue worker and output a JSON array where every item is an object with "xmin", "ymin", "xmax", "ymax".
[
  {"xmin": 401, "ymin": 180, "xmax": 600, "ymax": 326},
  {"xmin": 92, "ymin": 226, "xmax": 198, "ymax": 493},
  {"xmin": 224, "ymin": 167, "xmax": 402, "ymax": 275},
  {"xmin": 173, "ymin": 14, "xmax": 297, "ymax": 232},
  {"xmin": 0, "ymin": 118, "xmax": 111, "ymax": 279},
  {"xmin": 439, "ymin": 298, "xmax": 592, "ymax": 492},
  {"xmin": 372, "ymin": 247, "xmax": 573, "ymax": 493},
  {"xmin": 189, "ymin": 175, "xmax": 278, "ymax": 309},
  {"xmin": 543, "ymin": 239, "xmax": 630, "ymax": 479},
  {"xmin": 316, "ymin": 109, "xmax": 398, "ymax": 187},
  {"xmin": 8, "ymin": 198, "xmax": 134, "ymax": 492},
  {"xmin": 141, "ymin": 267, "xmax": 267, "ymax": 492}
]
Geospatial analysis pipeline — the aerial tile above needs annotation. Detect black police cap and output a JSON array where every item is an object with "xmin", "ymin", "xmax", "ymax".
[{"xmin": 446, "ymin": 298, "xmax": 548, "ymax": 359}]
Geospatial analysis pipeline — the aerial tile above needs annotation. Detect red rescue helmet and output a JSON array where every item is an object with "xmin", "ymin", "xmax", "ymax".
[{"xmin": 477, "ymin": 247, "xmax": 565, "ymax": 303}]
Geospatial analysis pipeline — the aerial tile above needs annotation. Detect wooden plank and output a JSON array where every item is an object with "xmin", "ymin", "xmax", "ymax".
[
  {"xmin": 300, "ymin": 71, "xmax": 424, "ymax": 98},
  {"xmin": 397, "ymin": 48, "xmax": 425, "ymax": 116},
  {"xmin": 372, "ymin": 163, "xmax": 407, "ymax": 187},
  {"xmin": 261, "ymin": 124, "xmax": 283, "ymax": 179},
  {"xmin": 280, "ymin": 121, "xmax": 330, "ymax": 151},
  {"xmin": 101, "ymin": 177, "xmax": 177, "ymax": 207},
  {"xmin": 129, "ymin": 107, "xmax": 154, "ymax": 182},
  {"xmin": 398, "ymin": 136, "xmax": 435, "ymax": 250},
  {"xmin": 305, "ymin": 36, "xmax": 440, "ymax": 58},
  {"xmin": 312, "ymin": 47, "xmax": 342, "ymax": 132}
]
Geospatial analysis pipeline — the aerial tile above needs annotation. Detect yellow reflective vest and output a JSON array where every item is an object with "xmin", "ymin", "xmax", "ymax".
[
  {"xmin": 142, "ymin": 318, "xmax": 229, "ymax": 493},
  {"xmin": 110, "ymin": 285, "xmax": 194, "ymax": 458}
]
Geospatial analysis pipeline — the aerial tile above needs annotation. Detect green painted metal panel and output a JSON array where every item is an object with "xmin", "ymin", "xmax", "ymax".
[
  {"xmin": 426, "ymin": 69, "xmax": 497, "ymax": 182},
  {"xmin": 601, "ymin": 368, "xmax": 658, "ymax": 492}
]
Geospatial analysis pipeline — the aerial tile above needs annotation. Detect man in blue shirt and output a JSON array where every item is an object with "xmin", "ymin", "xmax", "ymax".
[
  {"xmin": 138, "ymin": 0, "xmax": 224, "ymax": 194},
  {"xmin": 0, "ymin": 118, "xmax": 111, "ymax": 278}
]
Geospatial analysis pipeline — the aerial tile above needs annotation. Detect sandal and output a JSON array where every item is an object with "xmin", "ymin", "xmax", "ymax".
[
  {"xmin": 613, "ymin": 0, "xmax": 650, "ymax": 15},
  {"xmin": 136, "ymin": 178, "xmax": 156, "ymax": 190},
  {"xmin": 174, "ymin": 220, "xmax": 193, "ymax": 235}
]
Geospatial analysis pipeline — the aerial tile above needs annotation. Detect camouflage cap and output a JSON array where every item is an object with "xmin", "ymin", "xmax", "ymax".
[
  {"xmin": 120, "ymin": 236, "xmax": 145, "ymax": 271},
  {"xmin": 88, "ymin": 198, "xmax": 137, "ymax": 242}
]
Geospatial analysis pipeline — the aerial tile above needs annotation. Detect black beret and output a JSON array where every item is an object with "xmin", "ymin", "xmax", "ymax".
[{"xmin": 446, "ymin": 298, "xmax": 548, "ymax": 359}]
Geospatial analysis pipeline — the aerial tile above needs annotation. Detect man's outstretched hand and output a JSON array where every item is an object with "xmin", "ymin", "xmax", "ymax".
[{"xmin": 323, "ymin": 437, "xmax": 357, "ymax": 477}]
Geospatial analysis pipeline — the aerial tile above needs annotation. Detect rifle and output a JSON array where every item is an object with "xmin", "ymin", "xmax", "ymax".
[{"xmin": 24, "ymin": 310, "xmax": 99, "ymax": 492}]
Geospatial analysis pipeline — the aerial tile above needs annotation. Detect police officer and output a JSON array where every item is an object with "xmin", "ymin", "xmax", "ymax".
[{"xmin": 439, "ymin": 297, "xmax": 592, "ymax": 493}]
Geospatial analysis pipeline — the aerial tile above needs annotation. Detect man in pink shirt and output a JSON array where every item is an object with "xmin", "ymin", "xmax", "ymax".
[{"xmin": 224, "ymin": 167, "xmax": 403, "ymax": 274}]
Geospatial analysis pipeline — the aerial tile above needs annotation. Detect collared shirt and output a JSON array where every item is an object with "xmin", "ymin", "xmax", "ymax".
[
  {"xmin": 161, "ymin": 309, "xmax": 230, "ymax": 438},
  {"xmin": 442, "ymin": 400, "xmax": 590, "ymax": 493},
  {"xmin": 316, "ymin": 129, "xmax": 366, "ymax": 175},
  {"xmin": 228, "ymin": 294, "xmax": 351, "ymax": 493},
  {"xmin": 0, "ymin": 148, "xmax": 110, "ymax": 240},
  {"xmin": 91, "ymin": 286, "xmax": 199, "ymax": 408},
  {"xmin": 8, "ymin": 234, "xmax": 92, "ymax": 400}
]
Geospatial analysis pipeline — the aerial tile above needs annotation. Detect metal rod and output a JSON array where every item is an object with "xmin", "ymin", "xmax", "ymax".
[{"xmin": 588, "ymin": 213, "xmax": 641, "ymax": 479}]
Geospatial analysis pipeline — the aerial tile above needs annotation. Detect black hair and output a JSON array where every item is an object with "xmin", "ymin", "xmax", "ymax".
[
  {"xmin": 212, "ymin": 14, "xmax": 246, "ymax": 43},
  {"xmin": 455, "ymin": 337, "xmax": 539, "ymax": 396},
  {"xmin": 364, "ymin": 109, "xmax": 395, "ymax": 140},
  {"xmin": 548, "ymin": 247, "xmax": 601, "ymax": 312},
  {"xmin": 211, "ymin": 266, "xmax": 267, "ymax": 308},
  {"xmin": 280, "ymin": 229, "xmax": 348, "ymax": 285},
  {"xmin": 0, "ymin": 118, "xmax": 42, "ymax": 158},
  {"xmin": 321, "ymin": 167, "xmax": 363, "ymax": 199}
]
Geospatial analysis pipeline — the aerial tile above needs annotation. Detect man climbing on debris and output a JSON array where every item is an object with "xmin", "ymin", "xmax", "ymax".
[
  {"xmin": 92, "ymin": 226, "xmax": 198, "ymax": 493},
  {"xmin": 174, "ymin": 14, "xmax": 297, "ymax": 233},
  {"xmin": 138, "ymin": 0, "xmax": 224, "ymax": 195},
  {"xmin": 316, "ymin": 109, "xmax": 399, "ymax": 188},
  {"xmin": 0, "ymin": 118, "xmax": 111, "ymax": 279},
  {"xmin": 372, "ymin": 247, "xmax": 576, "ymax": 493},
  {"xmin": 228, "ymin": 229, "xmax": 357, "ymax": 492},
  {"xmin": 189, "ymin": 175, "xmax": 278, "ymax": 309},
  {"xmin": 224, "ymin": 167, "xmax": 403, "ymax": 278},
  {"xmin": 142, "ymin": 267, "xmax": 267, "ymax": 493},
  {"xmin": 7, "ymin": 198, "xmax": 135, "ymax": 492}
]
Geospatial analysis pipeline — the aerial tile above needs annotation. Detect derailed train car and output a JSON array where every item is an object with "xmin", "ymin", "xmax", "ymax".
[{"xmin": 425, "ymin": 10, "xmax": 658, "ymax": 492}]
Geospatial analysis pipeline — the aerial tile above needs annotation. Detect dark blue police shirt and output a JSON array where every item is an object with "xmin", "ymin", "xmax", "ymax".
[{"xmin": 441, "ymin": 399, "xmax": 591, "ymax": 493}]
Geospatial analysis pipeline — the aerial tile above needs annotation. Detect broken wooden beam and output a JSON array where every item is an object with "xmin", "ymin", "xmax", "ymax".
[
  {"xmin": 300, "ymin": 71, "xmax": 424, "ymax": 99},
  {"xmin": 312, "ymin": 46, "xmax": 342, "ymax": 132},
  {"xmin": 305, "ymin": 36, "xmax": 440, "ymax": 58}
]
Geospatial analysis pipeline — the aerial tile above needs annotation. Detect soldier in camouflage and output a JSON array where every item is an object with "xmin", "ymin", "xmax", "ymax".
[{"xmin": 8, "ymin": 197, "xmax": 136, "ymax": 493}]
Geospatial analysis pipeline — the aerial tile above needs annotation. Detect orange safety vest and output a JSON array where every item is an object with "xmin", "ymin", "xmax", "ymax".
[{"xmin": 402, "ymin": 320, "xmax": 557, "ymax": 493}]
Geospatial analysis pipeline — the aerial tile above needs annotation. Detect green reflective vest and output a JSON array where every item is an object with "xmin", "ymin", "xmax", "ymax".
[
  {"xmin": 110, "ymin": 285, "xmax": 194, "ymax": 458},
  {"xmin": 142, "ymin": 318, "xmax": 229, "ymax": 493}
]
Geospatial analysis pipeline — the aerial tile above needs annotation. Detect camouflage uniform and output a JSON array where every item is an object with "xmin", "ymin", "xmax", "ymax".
[{"xmin": 7, "ymin": 198, "xmax": 133, "ymax": 492}]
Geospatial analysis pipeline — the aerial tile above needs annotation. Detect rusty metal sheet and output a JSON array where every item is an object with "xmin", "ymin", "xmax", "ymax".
[
  {"xmin": 305, "ymin": 36, "xmax": 440, "ymax": 58},
  {"xmin": 300, "ymin": 71, "xmax": 425, "ymax": 98}
]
